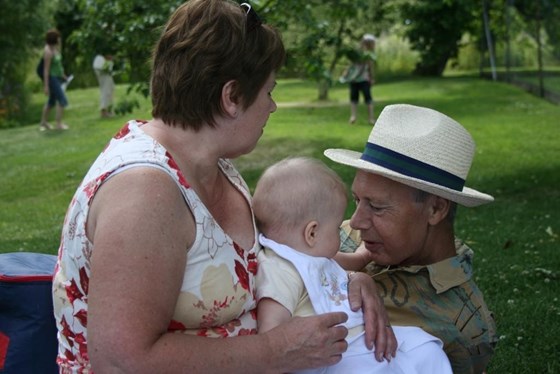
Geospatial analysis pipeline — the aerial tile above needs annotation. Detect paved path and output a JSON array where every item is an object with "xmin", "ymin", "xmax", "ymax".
[{"xmin": 276, "ymin": 101, "xmax": 348, "ymax": 108}]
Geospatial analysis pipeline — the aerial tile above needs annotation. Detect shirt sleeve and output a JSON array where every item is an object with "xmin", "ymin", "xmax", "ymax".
[{"xmin": 256, "ymin": 248, "xmax": 305, "ymax": 316}]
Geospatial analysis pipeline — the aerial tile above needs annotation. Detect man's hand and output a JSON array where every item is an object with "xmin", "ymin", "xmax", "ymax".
[
  {"xmin": 347, "ymin": 271, "xmax": 397, "ymax": 362},
  {"xmin": 265, "ymin": 312, "xmax": 350, "ymax": 372}
]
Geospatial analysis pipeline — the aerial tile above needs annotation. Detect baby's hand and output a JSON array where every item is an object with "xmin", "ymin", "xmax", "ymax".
[{"xmin": 355, "ymin": 243, "xmax": 375, "ymax": 265}]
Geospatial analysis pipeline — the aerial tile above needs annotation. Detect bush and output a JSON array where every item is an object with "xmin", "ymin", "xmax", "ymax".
[
  {"xmin": 0, "ymin": 0, "xmax": 54, "ymax": 128},
  {"xmin": 375, "ymin": 32, "xmax": 420, "ymax": 79}
]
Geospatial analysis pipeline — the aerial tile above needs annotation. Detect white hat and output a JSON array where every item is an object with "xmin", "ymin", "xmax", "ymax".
[
  {"xmin": 362, "ymin": 34, "xmax": 376, "ymax": 41},
  {"xmin": 324, "ymin": 104, "xmax": 494, "ymax": 207}
]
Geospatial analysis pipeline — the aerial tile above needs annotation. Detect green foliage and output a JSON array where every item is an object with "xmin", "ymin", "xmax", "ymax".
[
  {"xmin": 0, "ymin": 0, "xmax": 55, "ymax": 127},
  {"xmin": 374, "ymin": 33, "xmax": 419, "ymax": 78},
  {"xmin": 60, "ymin": 0, "xmax": 183, "ymax": 90},
  {"xmin": 401, "ymin": 0, "xmax": 477, "ymax": 76},
  {"xmin": 113, "ymin": 84, "xmax": 144, "ymax": 116},
  {"xmin": 445, "ymin": 1, "xmax": 560, "ymax": 73},
  {"xmin": 1, "ymin": 78, "xmax": 560, "ymax": 372},
  {"xmin": 262, "ymin": 0, "xmax": 390, "ymax": 99}
]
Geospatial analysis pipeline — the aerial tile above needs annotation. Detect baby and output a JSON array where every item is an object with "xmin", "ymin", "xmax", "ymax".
[{"xmin": 253, "ymin": 157, "xmax": 452, "ymax": 374}]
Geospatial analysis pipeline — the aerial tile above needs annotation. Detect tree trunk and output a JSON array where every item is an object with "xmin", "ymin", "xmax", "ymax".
[
  {"xmin": 318, "ymin": 80, "xmax": 329, "ymax": 101},
  {"xmin": 536, "ymin": 3, "xmax": 545, "ymax": 97}
]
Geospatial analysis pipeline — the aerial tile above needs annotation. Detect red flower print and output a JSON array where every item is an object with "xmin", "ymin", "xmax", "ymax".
[
  {"xmin": 247, "ymin": 253, "xmax": 258, "ymax": 275},
  {"xmin": 234, "ymin": 242, "xmax": 244, "ymax": 258},
  {"xmin": 167, "ymin": 320, "xmax": 187, "ymax": 332},
  {"xmin": 79, "ymin": 267, "xmax": 89, "ymax": 295},
  {"xmin": 65, "ymin": 278, "xmax": 83, "ymax": 304},
  {"xmin": 60, "ymin": 316, "xmax": 76, "ymax": 347},
  {"xmin": 197, "ymin": 329, "xmax": 209, "ymax": 337},
  {"xmin": 238, "ymin": 328, "xmax": 257, "ymax": 336},
  {"xmin": 224, "ymin": 318, "xmax": 241, "ymax": 333},
  {"xmin": 64, "ymin": 348, "xmax": 76, "ymax": 361},
  {"xmin": 234, "ymin": 260, "xmax": 250, "ymax": 291},
  {"xmin": 74, "ymin": 333, "xmax": 87, "ymax": 355},
  {"xmin": 113, "ymin": 123, "xmax": 131, "ymax": 139},
  {"xmin": 165, "ymin": 152, "xmax": 190, "ymax": 188},
  {"xmin": 213, "ymin": 326, "xmax": 229, "ymax": 338},
  {"xmin": 82, "ymin": 180, "xmax": 97, "ymax": 200},
  {"xmin": 74, "ymin": 309, "xmax": 88, "ymax": 327},
  {"xmin": 83, "ymin": 172, "xmax": 110, "ymax": 200},
  {"xmin": 250, "ymin": 309, "xmax": 257, "ymax": 320}
]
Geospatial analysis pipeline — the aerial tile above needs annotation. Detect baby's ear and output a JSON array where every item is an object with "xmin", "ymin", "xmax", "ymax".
[{"xmin": 304, "ymin": 221, "xmax": 319, "ymax": 247}]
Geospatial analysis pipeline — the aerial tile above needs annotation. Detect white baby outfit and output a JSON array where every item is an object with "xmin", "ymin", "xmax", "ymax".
[{"xmin": 257, "ymin": 234, "xmax": 453, "ymax": 374}]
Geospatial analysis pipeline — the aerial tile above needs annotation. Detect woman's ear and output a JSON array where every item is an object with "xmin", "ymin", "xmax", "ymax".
[
  {"xmin": 303, "ymin": 221, "xmax": 319, "ymax": 247},
  {"xmin": 427, "ymin": 196, "xmax": 450, "ymax": 226},
  {"xmin": 221, "ymin": 80, "xmax": 240, "ymax": 118}
]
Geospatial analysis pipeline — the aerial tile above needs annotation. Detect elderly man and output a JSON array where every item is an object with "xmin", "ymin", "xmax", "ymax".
[{"xmin": 326, "ymin": 104, "xmax": 498, "ymax": 374}]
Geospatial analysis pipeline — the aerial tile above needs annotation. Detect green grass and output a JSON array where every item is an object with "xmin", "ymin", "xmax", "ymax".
[{"xmin": 1, "ymin": 77, "xmax": 559, "ymax": 373}]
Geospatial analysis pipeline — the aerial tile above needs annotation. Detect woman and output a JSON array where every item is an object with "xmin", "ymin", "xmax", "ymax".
[
  {"xmin": 52, "ymin": 1, "xmax": 396, "ymax": 372},
  {"xmin": 40, "ymin": 28, "xmax": 69, "ymax": 131}
]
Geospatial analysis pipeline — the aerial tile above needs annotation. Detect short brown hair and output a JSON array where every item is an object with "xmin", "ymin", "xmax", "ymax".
[
  {"xmin": 45, "ymin": 29, "xmax": 61, "ymax": 45},
  {"xmin": 150, "ymin": 0, "xmax": 286, "ymax": 130}
]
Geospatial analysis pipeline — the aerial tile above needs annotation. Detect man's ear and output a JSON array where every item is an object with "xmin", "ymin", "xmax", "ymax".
[
  {"xmin": 304, "ymin": 221, "xmax": 319, "ymax": 247},
  {"xmin": 427, "ymin": 196, "xmax": 450, "ymax": 226},
  {"xmin": 221, "ymin": 80, "xmax": 240, "ymax": 118}
]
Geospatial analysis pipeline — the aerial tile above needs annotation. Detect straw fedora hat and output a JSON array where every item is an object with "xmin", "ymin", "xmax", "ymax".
[{"xmin": 324, "ymin": 104, "xmax": 494, "ymax": 207}]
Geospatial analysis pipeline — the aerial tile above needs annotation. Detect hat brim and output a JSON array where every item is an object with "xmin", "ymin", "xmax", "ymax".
[{"xmin": 324, "ymin": 149, "xmax": 494, "ymax": 207}]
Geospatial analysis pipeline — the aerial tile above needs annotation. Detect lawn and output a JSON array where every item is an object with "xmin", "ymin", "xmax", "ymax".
[{"xmin": 1, "ymin": 76, "xmax": 559, "ymax": 373}]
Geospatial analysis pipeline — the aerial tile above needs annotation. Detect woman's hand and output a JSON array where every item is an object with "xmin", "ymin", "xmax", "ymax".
[
  {"xmin": 347, "ymin": 271, "xmax": 397, "ymax": 362},
  {"xmin": 264, "ymin": 312, "xmax": 349, "ymax": 373}
]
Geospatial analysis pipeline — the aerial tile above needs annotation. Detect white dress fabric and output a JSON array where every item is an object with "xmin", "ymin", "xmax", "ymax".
[
  {"xmin": 258, "ymin": 235, "xmax": 452, "ymax": 374},
  {"xmin": 92, "ymin": 54, "xmax": 115, "ymax": 110},
  {"xmin": 53, "ymin": 120, "xmax": 260, "ymax": 372}
]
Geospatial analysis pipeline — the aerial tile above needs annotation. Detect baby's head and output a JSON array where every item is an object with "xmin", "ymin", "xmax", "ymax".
[{"xmin": 253, "ymin": 157, "xmax": 348, "ymax": 258}]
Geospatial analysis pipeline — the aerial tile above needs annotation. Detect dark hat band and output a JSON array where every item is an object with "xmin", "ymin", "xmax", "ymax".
[{"xmin": 360, "ymin": 142, "xmax": 465, "ymax": 191}]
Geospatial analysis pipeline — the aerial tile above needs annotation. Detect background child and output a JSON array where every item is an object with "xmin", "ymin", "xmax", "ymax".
[
  {"xmin": 340, "ymin": 34, "xmax": 376, "ymax": 125},
  {"xmin": 92, "ymin": 53, "xmax": 115, "ymax": 118},
  {"xmin": 253, "ymin": 157, "xmax": 452, "ymax": 374}
]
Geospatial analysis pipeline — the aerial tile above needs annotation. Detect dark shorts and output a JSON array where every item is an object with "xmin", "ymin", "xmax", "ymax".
[
  {"xmin": 47, "ymin": 76, "xmax": 68, "ymax": 108},
  {"xmin": 350, "ymin": 81, "xmax": 373, "ymax": 104}
]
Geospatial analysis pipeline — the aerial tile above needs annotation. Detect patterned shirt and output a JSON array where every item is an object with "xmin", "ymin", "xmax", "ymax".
[
  {"xmin": 339, "ymin": 221, "xmax": 498, "ymax": 374},
  {"xmin": 52, "ymin": 120, "xmax": 259, "ymax": 373}
]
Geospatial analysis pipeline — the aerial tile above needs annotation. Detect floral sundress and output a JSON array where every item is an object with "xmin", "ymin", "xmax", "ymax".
[{"xmin": 52, "ymin": 120, "xmax": 259, "ymax": 373}]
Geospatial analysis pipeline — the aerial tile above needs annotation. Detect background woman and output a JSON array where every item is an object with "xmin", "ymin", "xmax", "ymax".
[{"xmin": 39, "ymin": 28, "xmax": 69, "ymax": 131}]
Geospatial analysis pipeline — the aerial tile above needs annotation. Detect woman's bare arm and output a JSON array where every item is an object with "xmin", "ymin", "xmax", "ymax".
[{"xmin": 86, "ymin": 167, "xmax": 350, "ymax": 373}]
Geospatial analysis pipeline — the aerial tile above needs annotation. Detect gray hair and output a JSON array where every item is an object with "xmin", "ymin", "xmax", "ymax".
[{"xmin": 413, "ymin": 188, "xmax": 457, "ymax": 224}]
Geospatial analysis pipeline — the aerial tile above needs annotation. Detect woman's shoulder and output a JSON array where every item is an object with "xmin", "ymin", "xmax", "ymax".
[{"xmin": 43, "ymin": 46, "xmax": 57, "ymax": 61}]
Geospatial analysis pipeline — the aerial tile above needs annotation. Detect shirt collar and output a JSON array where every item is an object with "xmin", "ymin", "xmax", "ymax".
[{"xmin": 374, "ymin": 239, "xmax": 474, "ymax": 294}]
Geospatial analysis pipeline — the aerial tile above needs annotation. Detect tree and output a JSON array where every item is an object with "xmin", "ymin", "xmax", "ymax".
[
  {"xmin": 0, "ymin": 0, "xmax": 55, "ymax": 127},
  {"xmin": 261, "ymin": 0, "xmax": 392, "ymax": 100},
  {"xmin": 401, "ymin": 0, "xmax": 477, "ymax": 76},
  {"xmin": 514, "ymin": 0, "xmax": 560, "ymax": 97},
  {"xmin": 541, "ymin": 0, "xmax": 560, "ymax": 59},
  {"xmin": 66, "ymin": 0, "xmax": 182, "ymax": 87}
]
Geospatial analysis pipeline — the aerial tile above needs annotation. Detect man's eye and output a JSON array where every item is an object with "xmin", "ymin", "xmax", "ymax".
[{"xmin": 368, "ymin": 203, "xmax": 386, "ymax": 213}]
